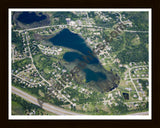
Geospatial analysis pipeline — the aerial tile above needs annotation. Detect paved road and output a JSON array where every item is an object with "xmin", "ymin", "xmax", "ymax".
[
  {"xmin": 128, "ymin": 111, "xmax": 149, "ymax": 115},
  {"xmin": 117, "ymin": 12, "xmax": 148, "ymax": 33},
  {"xmin": 12, "ymin": 86, "xmax": 82, "ymax": 115},
  {"xmin": 124, "ymin": 65, "xmax": 149, "ymax": 100},
  {"xmin": 124, "ymin": 30, "xmax": 148, "ymax": 33}
]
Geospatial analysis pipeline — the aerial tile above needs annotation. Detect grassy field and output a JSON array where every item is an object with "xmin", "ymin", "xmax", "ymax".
[{"xmin": 12, "ymin": 101, "xmax": 25, "ymax": 115}]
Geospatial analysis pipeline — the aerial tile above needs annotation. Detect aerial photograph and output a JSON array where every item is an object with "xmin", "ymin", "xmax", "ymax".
[{"xmin": 9, "ymin": 9, "xmax": 151, "ymax": 119}]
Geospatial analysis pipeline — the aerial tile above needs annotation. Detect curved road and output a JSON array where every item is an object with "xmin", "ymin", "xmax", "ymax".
[{"xmin": 12, "ymin": 86, "xmax": 83, "ymax": 115}]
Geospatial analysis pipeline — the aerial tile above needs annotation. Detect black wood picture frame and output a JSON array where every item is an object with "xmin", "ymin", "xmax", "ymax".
[{"xmin": 0, "ymin": 0, "xmax": 159, "ymax": 128}]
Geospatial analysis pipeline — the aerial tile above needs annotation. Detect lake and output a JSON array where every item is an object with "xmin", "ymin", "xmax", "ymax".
[
  {"xmin": 49, "ymin": 28, "xmax": 107, "ymax": 82},
  {"xmin": 17, "ymin": 12, "xmax": 47, "ymax": 24},
  {"xmin": 83, "ymin": 68, "xmax": 107, "ymax": 82},
  {"xmin": 49, "ymin": 28, "xmax": 99, "ymax": 64}
]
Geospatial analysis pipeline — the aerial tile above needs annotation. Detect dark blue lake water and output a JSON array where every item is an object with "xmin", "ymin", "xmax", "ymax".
[
  {"xmin": 17, "ymin": 12, "xmax": 47, "ymax": 24},
  {"xmin": 49, "ymin": 28, "xmax": 107, "ymax": 82},
  {"xmin": 83, "ymin": 68, "xmax": 107, "ymax": 82},
  {"xmin": 49, "ymin": 28, "xmax": 99, "ymax": 64}
]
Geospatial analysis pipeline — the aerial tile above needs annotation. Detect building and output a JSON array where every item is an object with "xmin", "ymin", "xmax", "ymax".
[
  {"xmin": 66, "ymin": 18, "xmax": 71, "ymax": 24},
  {"xmin": 69, "ymin": 21, "xmax": 76, "ymax": 26}
]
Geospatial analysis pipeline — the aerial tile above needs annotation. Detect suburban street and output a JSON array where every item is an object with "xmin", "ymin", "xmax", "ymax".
[
  {"xmin": 12, "ymin": 86, "xmax": 82, "ymax": 115},
  {"xmin": 123, "ymin": 65, "xmax": 149, "ymax": 100}
]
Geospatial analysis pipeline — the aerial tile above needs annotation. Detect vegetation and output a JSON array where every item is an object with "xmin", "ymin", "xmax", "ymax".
[
  {"xmin": 93, "ymin": 12, "xmax": 119, "ymax": 28},
  {"xmin": 12, "ymin": 80, "xmax": 46, "ymax": 97},
  {"xmin": 108, "ymin": 96, "xmax": 128, "ymax": 115},
  {"xmin": 52, "ymin": 12, "xmax": 78, "ymax": 24},
  {"xmin": 12, "ymin": 101, "xmax": 25, "ymax": 115},
  {"xmin": 12, "ymin": 58, "xmax": 31, "ymax": 71},
  {"xmin": 12, "ymin": 94, "xmax": 54, "ymax": 115},
  {"xmin": 119, "ymin": 67, "xmax": 127, "ymax": 73},
  {"xmin": 33, "ymin": 53, "xmax": 58, "ymax": 80},
  {"xmin": 12, "ymin": 80, "xmax": 69, "ymax": 107},
  {"xmin": 12, "ymin": 31, "xmax": 25, "ymax": 53},
  {"xmin": 122, "ymin": 12, "xmax": 148, "ymax": 31},
  {"xmin": 139, "ymin": 79, "xmax": 149, "ymax": 95},
  {"xmin": 117, "ymin": 44, "xmax": 148, "ymax": 64},
  {"xmin": 109, "ymin": 33, "xmax": 149, "ymax": 64},
  {"xmin": 109, "ymin": 35, "xmax": 125, "ymax": 53}
]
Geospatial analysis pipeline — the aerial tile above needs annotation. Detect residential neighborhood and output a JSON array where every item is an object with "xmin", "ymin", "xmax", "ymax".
[{"xmin": 11, "ymin": 10, "xmax": 150, "ymax": 116}]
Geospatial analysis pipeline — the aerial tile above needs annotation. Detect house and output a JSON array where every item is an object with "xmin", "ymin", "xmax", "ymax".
[
  {"xmin": 119, "ymin": 64, "xmax": 122, "ymax": 67},
  {"xmin": 133, "ymin": 94, "xmax": 137, "ymax": 98},
  {"xmin": 108, "ymin": 94, "xmax": 113, "ymax": 99},
  {"xmin": 69, "ymin": 21, "xmax": 76, "ymax": 26},
  {"xmin": 134, "ymin": 104, "xmax": 139, "ymax": 107},
  {"xmin": 125, "ymin": 88, "xmax": 132, "ymax": 91}
]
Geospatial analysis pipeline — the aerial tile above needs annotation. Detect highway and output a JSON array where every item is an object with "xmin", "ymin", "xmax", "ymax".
[{"xmin": 12, "ymin": 86, "xmax": 83, "ymax": 115}]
